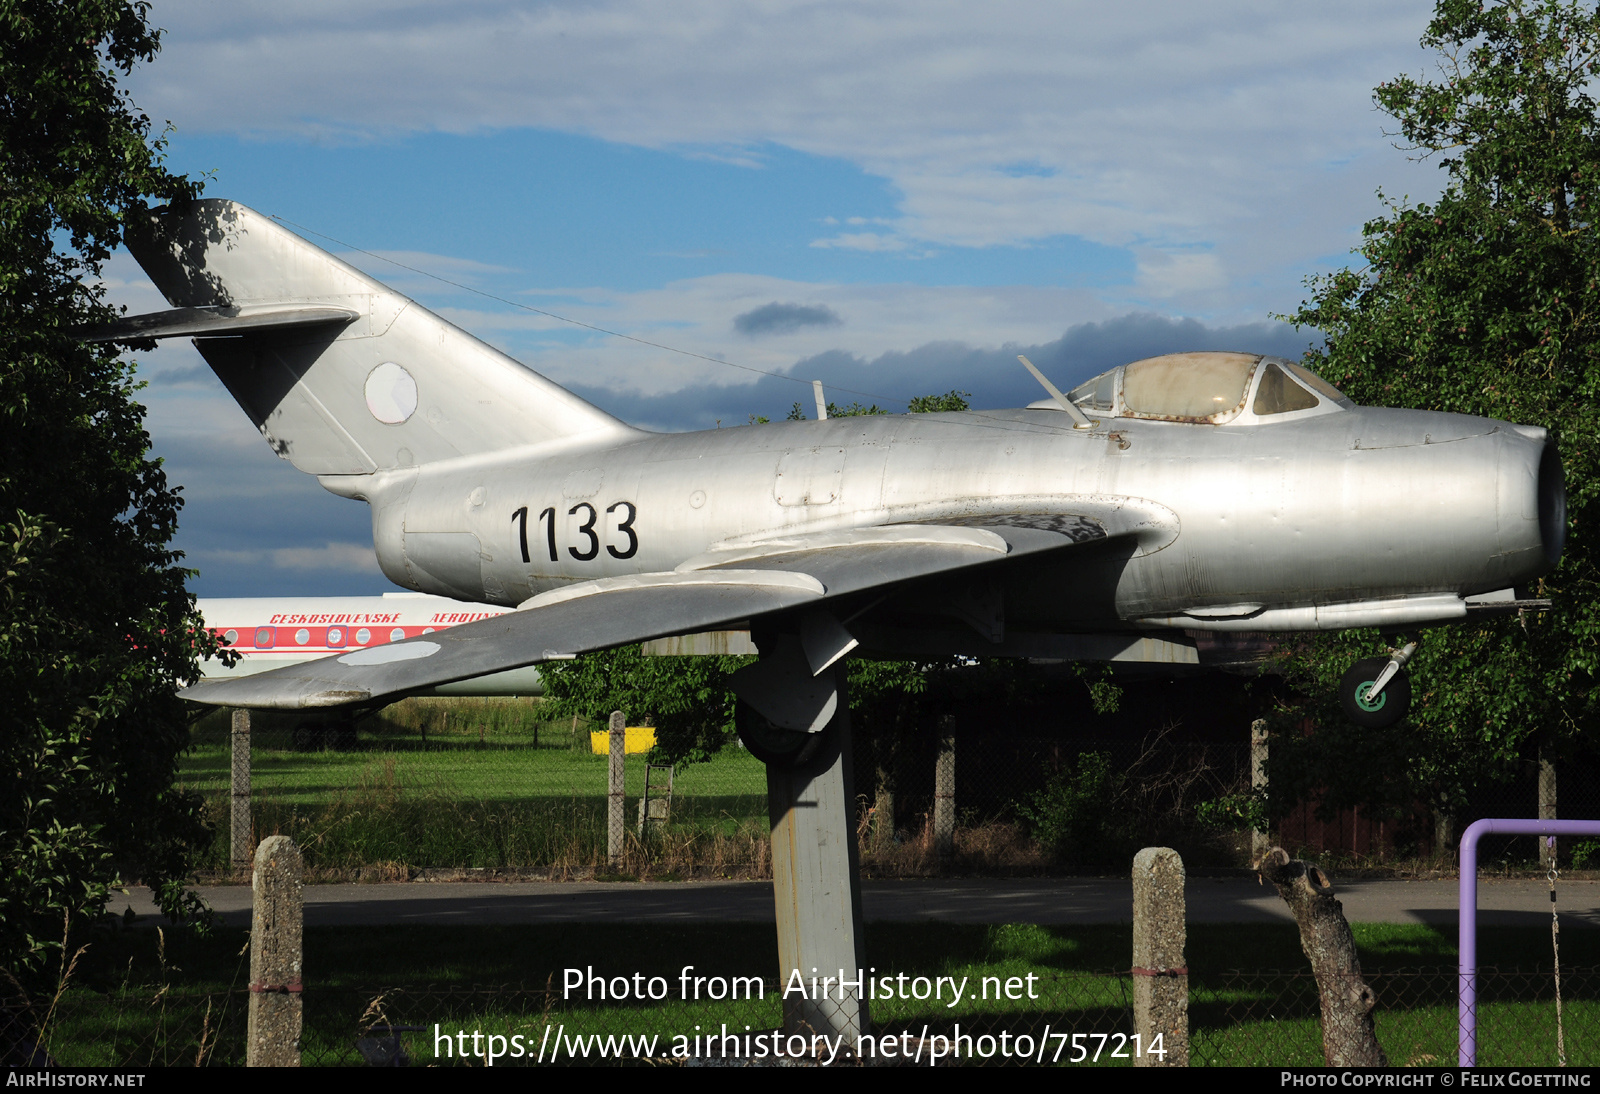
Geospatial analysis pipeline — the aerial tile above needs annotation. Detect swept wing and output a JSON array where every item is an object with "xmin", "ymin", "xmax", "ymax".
[{"xmin": 178, "ymin": 516, "xmax": 1142, "ymax": 710}]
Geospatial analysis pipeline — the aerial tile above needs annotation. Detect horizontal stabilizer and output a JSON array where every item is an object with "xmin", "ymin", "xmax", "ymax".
[{"xmin": 80, "ymin": 304, "xmax": 359, "ymax": 343}]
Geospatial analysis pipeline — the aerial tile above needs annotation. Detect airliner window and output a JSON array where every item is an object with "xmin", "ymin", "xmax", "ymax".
[
  {"xmin": 1252, "ymin": 362, "xmax": 1320, "ymax": 415},
  {"xmin": 1120, "ymin": 352, "xmax": 1260, "ymax": 422}
]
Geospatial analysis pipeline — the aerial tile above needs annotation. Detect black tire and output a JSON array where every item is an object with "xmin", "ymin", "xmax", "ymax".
[
  {"xmin": 1339, "ymin": 657, "xmax": 1412, "ymax": 728},
  {"xmin": 735, "ymin": 699, "xmax": 829, "ymax": 768},
  {"xmin": 330, "ymin": 720, "xmax": 358, "ymax": 751},
  {"xmin": 292, "ymin": 721, "xmax": 325, "ymax": 751}
]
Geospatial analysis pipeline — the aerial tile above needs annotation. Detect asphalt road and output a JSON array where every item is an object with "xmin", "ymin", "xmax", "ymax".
[{"xmin": 109, "ymin": 876, "xmax": 1600, "ymax": 929}]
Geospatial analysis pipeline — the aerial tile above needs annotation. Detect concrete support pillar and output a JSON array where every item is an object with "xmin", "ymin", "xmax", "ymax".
[
  {"xmin": 248, "ymin": 836, "xmax": 303, "ymax": 1067},
  {"xmin": 608, "ymin": 710, "xmax": 626, "ymax": 870},
  {"xmin": 1539, "ymin": 743, "xmax": 1558, "ymax": 871},
  {"xmin": 933, "ymin": 715, "xmax": 955, "ymax": 860},
  {"xmin": 1250, "ymin": 718, "xmax": 1270, "ymax": 863},
  {"xmin": 231, "ymin": 709, "xmax": 252, "ymax": 872},
  {"xmin": 1132, "ymin": 846, "xmax": 1188, "ymax": 1067},
  {"xmin": 768, "ymin": 664, "xmax": 868, "ymax": 1043}
]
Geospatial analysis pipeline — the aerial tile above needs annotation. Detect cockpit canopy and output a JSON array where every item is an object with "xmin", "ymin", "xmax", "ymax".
[{"xmin": 1050, "ymin": 351, "xmax": 1351, "ymax": 425}]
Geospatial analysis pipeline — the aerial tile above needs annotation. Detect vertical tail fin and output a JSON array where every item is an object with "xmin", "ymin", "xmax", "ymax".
[{"xmin": 125, "ymin": 199, "xmax": 638, "ymax": 477}]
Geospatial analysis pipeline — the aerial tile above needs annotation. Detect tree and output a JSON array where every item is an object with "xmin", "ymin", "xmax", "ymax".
[
  {"xmin": 783, "ymin": 388, "xmax": 972, "ymax": 421},
  {"xmin": 536, "ymin": 644, "xmax": 752, "ymax": 763},
  {"xmin": 1, "ymin": 0, "xmax": 212, "ymax": 991},
  {"xmin": 1274, "ymin": 0, "xmax": 1600, "ymax": 843}
]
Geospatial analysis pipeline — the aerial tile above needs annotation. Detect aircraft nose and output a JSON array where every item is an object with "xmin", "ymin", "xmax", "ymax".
[{"xmin": 1499, "ymin": 430, "xmax": 1566, "ymax": 578}]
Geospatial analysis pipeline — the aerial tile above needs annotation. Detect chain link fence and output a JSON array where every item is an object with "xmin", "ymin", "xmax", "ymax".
[
  {"xmin": 182, "ymin": 699, "xmax": 1263, "ymax": 877},
  {"xmin": 182, "ymin": 687, "xmax": 1599, "ymax": 878}
]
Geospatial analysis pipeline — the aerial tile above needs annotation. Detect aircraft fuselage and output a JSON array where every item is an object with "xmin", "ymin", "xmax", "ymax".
[{"xmin": 337, "ymin": 402, "xmax": 1560, "ymax": 642}]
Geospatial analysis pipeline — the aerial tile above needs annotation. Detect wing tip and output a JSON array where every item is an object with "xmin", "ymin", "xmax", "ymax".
[{"xmin": 178, "ymin": 682, "xmax": 372, "ymax": 709}]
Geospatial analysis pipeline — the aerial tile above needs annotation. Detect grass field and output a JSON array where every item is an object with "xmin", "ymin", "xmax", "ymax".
[
  {"xmin": 183, "ymin": 698, "xmax": 769, "ymax": 807},
  {"xmin": 180, "ymin": 700, "xmax": 774, "ymax": 874},
  {"xmin": 34, "ymin": 922, "xmax": 1600, "ymax": 1066},
  {"xmin": 180, "ymin": 732, "xmax": 769, "ymax": 808}
]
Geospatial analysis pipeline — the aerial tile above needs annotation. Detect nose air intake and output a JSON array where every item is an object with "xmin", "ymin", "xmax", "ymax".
[{"xmin": 1539, "ymin": 441, "xmax": 1567, "ymax": 569}]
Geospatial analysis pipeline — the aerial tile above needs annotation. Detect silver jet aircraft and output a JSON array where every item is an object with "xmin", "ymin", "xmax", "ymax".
[{"xmin": 104, "ymin": 200, "xmax": 1565, "ymax": 754}]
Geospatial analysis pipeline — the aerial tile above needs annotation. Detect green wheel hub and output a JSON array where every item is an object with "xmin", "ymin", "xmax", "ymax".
[{"xmin": 1355, "ymin": 682, "xmax": 1388, "ymax": 713}]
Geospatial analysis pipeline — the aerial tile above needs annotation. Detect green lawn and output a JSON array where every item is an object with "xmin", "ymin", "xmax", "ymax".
[
  {"xmin": 33, "ymin": 923, "xmax": 1600, "ymax": 1066},
  {"xmin": 179, "ymin": 738, "xmax": 768, "ymax": 809},
  {"xmin": 178, "ymin": 725, "xmax": 772, "ymax": 872}
]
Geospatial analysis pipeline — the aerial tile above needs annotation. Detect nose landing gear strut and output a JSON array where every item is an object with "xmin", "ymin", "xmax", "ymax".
[{"xmin": 1339, "ymin": 637, "xmax": 1418, "ymax": 728}]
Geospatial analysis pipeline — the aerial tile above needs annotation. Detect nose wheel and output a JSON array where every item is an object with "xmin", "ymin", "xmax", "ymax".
[
  {"xmin": 1339, "ymin": 639, "xmax": 1418, "ymax": 728},
  {"xmin": 735, "ymin": 698, "xmax": 831, "ymax": 768}
]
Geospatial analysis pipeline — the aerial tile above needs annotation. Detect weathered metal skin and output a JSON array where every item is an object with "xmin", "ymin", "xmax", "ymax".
[
  {"xmin": 334, "ymin": 393, "xmax": 1559, "ymax": 638},
  {"xmin": 118, "ymin": 199, "xmax": 1563, "ymax": 662}
]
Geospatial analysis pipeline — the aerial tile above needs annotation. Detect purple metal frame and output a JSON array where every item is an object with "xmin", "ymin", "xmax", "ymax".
[{"xmin": 1458, "ymin": 818, "xmax": 1600, "ymax": 1067}]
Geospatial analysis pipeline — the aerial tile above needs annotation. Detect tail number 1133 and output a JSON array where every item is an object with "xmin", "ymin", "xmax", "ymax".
[{"xmin": 513, "ymin": 503, "xmax": 639, "ymax": 563}]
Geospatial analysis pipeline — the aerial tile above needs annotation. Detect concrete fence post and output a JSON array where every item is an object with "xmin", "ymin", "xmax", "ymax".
[
  {"xmin": 231, "ymin": 709, "xmax": 252, "ymax": 873},
  {"xmin": 1132, "ymin": 846, "xmax": 1188, "ymax": 1067},
  {"xmin": 608, "ymin": 710, "xmax": 626, "ymax": 870},
  {"xmin": 248, "ymin": 835, "xmax": 303, "ymax": 1067},
  {"xmin": 933, "ymin": 715, "xmax": 955, "ymax": 859},
  {"xmin": 1250, "ymin": 718, "xmax": 1270, "ymax": 862}
]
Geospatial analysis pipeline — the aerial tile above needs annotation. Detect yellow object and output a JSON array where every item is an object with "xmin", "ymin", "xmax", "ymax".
[{"xmin": 590, "ymin": 727, "xmax": 656, "ymax": 755}]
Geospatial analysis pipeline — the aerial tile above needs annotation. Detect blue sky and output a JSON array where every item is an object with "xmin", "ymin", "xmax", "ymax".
[{"xmin": 105, "ymin": 0, "xmax": 1449, "ymax": 596}]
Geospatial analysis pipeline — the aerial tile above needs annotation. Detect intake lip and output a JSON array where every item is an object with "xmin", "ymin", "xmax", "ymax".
[{"xmin": 1540, "ymin": 441, "xmax": 1567, "ymax": 569}]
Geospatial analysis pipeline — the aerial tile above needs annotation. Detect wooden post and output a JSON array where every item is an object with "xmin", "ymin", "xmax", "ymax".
[
  {"xmin": 248, "ymin": 836, "xmax": 303, "ymax": 1066},
  {"xmin": 933, "ymin": 715, "xmax": 955, "ymax": 860},
  {"xmin": 1258, "ymin": 847, "xmax": 1386, "ymax": 1066},
  {"xmin": 1131, "ymin": 847, "xmax": 1188, "ymax": 1066},
  {"xmin": 608, "ymin": 710, "xmax": 626, "ymax": 870},
  {"xmin": 231, "ymin": 709, "xmax": 252, "ymax": 873},
  {"xmin": 1540, "ymin": 743, "xmax": 1558, "ymax": 871},
  {"xmin": 1435, "ymin": 809, "xmax": 1455, "ymax": 862},
  {"xmin": 1250, "ymin": 718, "xmax": 1270, "ymax": 862}
]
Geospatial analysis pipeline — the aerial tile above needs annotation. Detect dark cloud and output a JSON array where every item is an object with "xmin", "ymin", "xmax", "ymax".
[
  {"xmin": 155, "ymin": 433, "xmax": 393, "ymax": 598},
  {"xmin": 574, "ymin": 312, "xmax": 1320, "ymax": 432},
  {"xmin": 150, "ymin": 363, "xmax": 217, "ymax": 386},
  {"xmin": 733, "ymin": 301, "xmax": 844, "ymax": 336}
]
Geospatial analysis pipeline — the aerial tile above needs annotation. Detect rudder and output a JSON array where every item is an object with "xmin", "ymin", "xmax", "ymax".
[{"xmin": 124, "ymin": 199, "xmax": 637, "ymax": 477}]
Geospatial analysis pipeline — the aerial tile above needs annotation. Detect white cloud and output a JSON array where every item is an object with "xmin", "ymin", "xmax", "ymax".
[
  {"xmin": 270, "ymin": 542, "xmax": 385, "ymax": 573},
  {"xmin": 1135, "ymin": 250, "xmax": 1228, "ymax": 299},
  {"xmin": 190, "ymin": 543, "xmax": 382, "ymax": 575},
  {"xmin": 126, "ymin": 0, "xmax": 1443, "ymax": 305},
  {"xmin": 809, "ymin": 233, "xmax": 911, "ymax": 253}
]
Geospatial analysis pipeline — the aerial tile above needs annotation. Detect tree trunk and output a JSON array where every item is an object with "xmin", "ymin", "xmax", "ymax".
[
  {"xmin": 1257, "ymin": 847, "xmax": 1386, "ymax": 1067},
  {"xmin": 1539, "ymin": 743, "xmax": 1558, "ymax": 871},
  {"xmin": 870, "ymin": 703, "xmax": 906, "ymax": 853}
]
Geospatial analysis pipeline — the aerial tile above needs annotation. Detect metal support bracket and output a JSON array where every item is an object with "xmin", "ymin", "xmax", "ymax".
[{"xmin": 1363, "ymin": 639, "xmax": 1418, "ymax": 703}]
